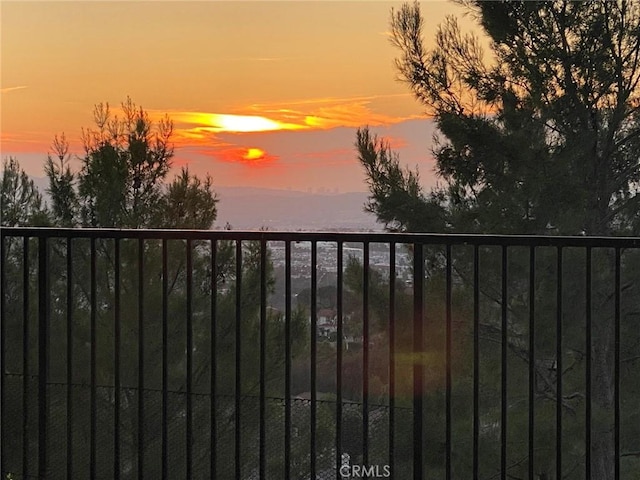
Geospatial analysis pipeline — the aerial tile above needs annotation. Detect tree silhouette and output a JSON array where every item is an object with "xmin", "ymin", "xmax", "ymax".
[
  {"xmin": 358, "ymin": 2, "xmax": 640, "ymax": 478},
  {"xmin": 1, "ymin": 98, "xmax": 307, "ymax": 478}
]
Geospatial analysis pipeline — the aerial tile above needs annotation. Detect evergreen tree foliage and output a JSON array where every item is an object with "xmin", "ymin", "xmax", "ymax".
[
  {"xmin": 1, "ymin": 98, "xmax": 307, "ymax": 478},
  {"xmin": 360, "ymin": 0, "xmax": 640, "ymax": 236},
  {"xmin": 357, "ymin": 2, "xmax": 640, "ymax": 478},
  {"xmin": 1, "ymin": 157, "xmax": 49, "ymax": 227},
  {"xmin": 44, "ymin": 97, "xmax": 217, "ymax": 230}
]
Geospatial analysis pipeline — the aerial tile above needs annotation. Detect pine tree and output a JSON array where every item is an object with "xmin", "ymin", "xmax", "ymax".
[{"xmin": 358, "ymin": 2, "xmax": 640, "ymax": 478}]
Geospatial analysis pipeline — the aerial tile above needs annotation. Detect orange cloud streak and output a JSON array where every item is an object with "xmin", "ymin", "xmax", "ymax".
[
  {"xmin": 150, "ymin": 94, "xmax": 420, "ymax": 150},
  {"xmin": 169, "ymin": 112, "xmax": 306, "ymax": 133},
  {"xmin": 199, "ymin": 146, "xmax": 277, "ymax": 165}
]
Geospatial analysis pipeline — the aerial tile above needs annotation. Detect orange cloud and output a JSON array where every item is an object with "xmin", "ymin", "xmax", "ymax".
[
  {"xmin": 248, "ymin": 94, "xmax": 420, "ymax": 129},
  {"xmin": 151, "ymin": 111, "xmax": 307, "ymax": 149},
  {"xmin": 171, "ymin": 127, "xmax": 233, "ymax": 147},
  {"xmin": 199, "ymin": 146, "xmax": 277, "ymax": 166},
  {"xmin": 0, "ymin": 85, "xmax": 27, "ymax": 94},
  {"xmin": 301, "ymin": 100, "xmax": 404, "ymax": 129},
  {"xmin": 167, "ymin": 112, "xmax": 306, "ymax": 134},
  {"xmin": 150, "ymin": 94, "xmax": 420, "ymax": 149},
  {"xmin": 0, "ymin": 131, "xmax": 60, "ymax": 152}
]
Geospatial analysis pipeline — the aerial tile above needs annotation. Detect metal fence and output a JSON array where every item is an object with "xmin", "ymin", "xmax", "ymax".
[{"xmin": 1, "ymin": 227, "xmax": 640, "ymax": 480}]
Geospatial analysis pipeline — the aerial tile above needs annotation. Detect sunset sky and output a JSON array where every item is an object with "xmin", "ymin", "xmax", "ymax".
[{"xmin": 1, "ymin": 1, "xmax": 478, "ymax": 193}]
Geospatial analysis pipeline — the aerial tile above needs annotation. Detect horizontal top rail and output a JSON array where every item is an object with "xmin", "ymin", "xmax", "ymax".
[{"xmin": 2, "ymin": 226, "xmax": 640, "ymax": 247}]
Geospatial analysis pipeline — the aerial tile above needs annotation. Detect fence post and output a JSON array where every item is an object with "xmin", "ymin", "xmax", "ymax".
[
  {"xmin": 0, "ymin": 235, "xmax": 5, "ymax": 476},
  {"xmin": 38, "ymin": 236, "xmax": 49, "ymax": 478},
  {"xmin": 413, "ymin": 243, "xmax": 424, "ymax": 480}
]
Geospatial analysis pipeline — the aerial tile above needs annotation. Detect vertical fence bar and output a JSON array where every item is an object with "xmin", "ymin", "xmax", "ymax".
[
  {"xmin": 585, "ymin": 247, "xmax": 592, "ymax": 480},
  {"xmin": 556, "ymin": 247, "xmax": 563, "ymax": 480},
  {"xmin": 114, "ymin": 239, "xmax": 121, "ymax": 480},
  {"xmin": 23, "ymin": 237, "xmax": 30, "ymax": 480},
  {"xmin": 413, "ymin": 243, "xmax": 424, "ymax": 480},
  {"xmin": 161, "ymin": 239, "xmax": 168, "ymax": 480},
  {"xmin": 335, "ymin": 241, "xmax": 344, "ymax": 480},
  {"xmin": 66, "ymin": 238, "xmax": 74, "ymax": 479},
  {"xmin": 137, "ymin": 238, "xmax": 144, "ymax": 480},
  {"xmin": 388, "ymin": 242, "xmax": 396, "ymax": 476},
  {"xmin": 186, "ymin": 239, "xmax": 193, "ymax": 479},
  {"xmin": 614, "ymin": 248, "xmax": 620, "ymax": 480},
  {"xmin": 445, "ymin": 244, "xmax": 452, "ymax": 480},
  {"xmin": 90, "ymin": 238, "xmax": 97, "ymax": 480},
  {"xmin": 310, "ymin": 241, "xmax": 317, "ymax": 480},
  {"xmin": 210, "ymin": 240, "xmax": 217, "ymax": 480},
  {"xmin": 235, "ymin": 240, "xmax": 242, "ymax": 480},
  {"xmin": 362, "ymin": 242, "xmax": 369, "ymax": 465},
  {"xmin": 0, "ymin": 235, "xmax": 5, "ymax": 476},
  {"xmin": 284, "ymin": 241, "xmax": 292, "ymax": 480},
  {"xmin": 501, "ymin": 246, "xmax": 507, "ymax": 480},
  {"xmin": 259, "ymin": 239, "xmax": 267, "ymax": 479},
  {"xmin": 473, "ymin": 245, "xmax": 479, "ymax": 479},
  {"xmin": 528, "ymin": 246, "xmax": 535, "ymax": 480},
  {"xmin": 38, "ymin": 236, "xmax": 49, "ymax": 479}
]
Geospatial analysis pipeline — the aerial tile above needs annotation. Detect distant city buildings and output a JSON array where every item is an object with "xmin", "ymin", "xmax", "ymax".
[{"xmin": 268, "ymin": 242, "xmax": 413, "ymax": 346}]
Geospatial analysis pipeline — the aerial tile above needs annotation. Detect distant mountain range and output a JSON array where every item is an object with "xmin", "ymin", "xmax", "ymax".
[
  {"xmin": 215, "ymin": 186, "xmax": 382, "ymax": 231},
  {"xmin": 30, "ymin": 178, "xmax": 382, "ymax": 231}
]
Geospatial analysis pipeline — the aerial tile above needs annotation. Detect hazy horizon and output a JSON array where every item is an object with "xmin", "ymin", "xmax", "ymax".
[{"xmin": 27, "ymin": 174, "xmax": 381, "ymax": 230}]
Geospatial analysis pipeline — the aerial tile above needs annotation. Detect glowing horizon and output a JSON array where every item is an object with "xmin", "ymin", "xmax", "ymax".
[{"xmin": 2, "ymin": 1, "xmax": 476, "ymax": 189}]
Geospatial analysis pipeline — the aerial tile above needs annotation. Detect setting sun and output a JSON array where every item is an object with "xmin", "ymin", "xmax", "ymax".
[
  {"xmin": 243, "ymin": 148, "xmax": 265, "ymax": 161},
  {"xmin": 207, "ymin": 113, "xmax": 304, "ymax": 133}
]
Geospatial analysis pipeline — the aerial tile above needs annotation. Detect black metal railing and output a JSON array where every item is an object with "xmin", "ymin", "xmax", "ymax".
[{"xmin": 1, "ymin": 227, "xmax": 640, "ymax": 479}]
